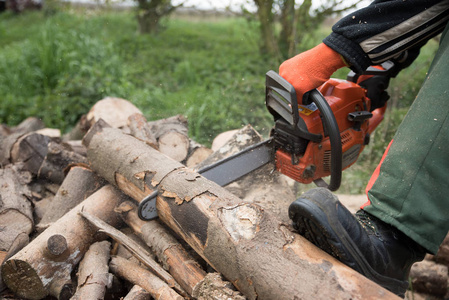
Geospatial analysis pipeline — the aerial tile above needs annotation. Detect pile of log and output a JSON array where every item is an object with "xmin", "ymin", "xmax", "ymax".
[{"xmin": 0, "ymin": 97, "xmax": 444, "ymax": 299}]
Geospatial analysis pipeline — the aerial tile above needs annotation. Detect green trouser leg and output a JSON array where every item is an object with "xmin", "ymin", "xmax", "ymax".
[{"xmin": 365, "ymin": 24, "xmax": 449, "ymax": 254}]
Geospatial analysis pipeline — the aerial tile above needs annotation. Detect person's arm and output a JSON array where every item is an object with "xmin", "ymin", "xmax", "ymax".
[
  {"xmin": 280, "ymin": 0, "xmax": 449, "ymax": 103},
  {"xmin": 325, "ymin": 0, "xmax": 449, "ymax": 73}
]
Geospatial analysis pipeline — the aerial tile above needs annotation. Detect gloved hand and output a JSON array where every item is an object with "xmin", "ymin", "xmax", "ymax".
[{"xmin": 279, "ymin": 43, "xmax": 347, "ymax": 104}]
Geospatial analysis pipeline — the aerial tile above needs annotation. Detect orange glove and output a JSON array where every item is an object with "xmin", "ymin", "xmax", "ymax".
[{"xmin": 279, "ymin": 43, "xmax": 347, "ymax": 104}]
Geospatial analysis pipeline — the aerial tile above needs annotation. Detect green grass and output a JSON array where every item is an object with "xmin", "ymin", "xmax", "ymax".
[
  {"xmin": 0, "ymin": 8, "xmax": 439, "ymax": 193},
  {"xmin": 0, "ymin": 9, "xmax": 276, "ymax": 142}
]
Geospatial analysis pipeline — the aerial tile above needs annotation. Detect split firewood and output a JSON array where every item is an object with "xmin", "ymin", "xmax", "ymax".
[
  {"xmin": 37, "ymin": 165, "xmax": 106, "ymax": 231},
  {"xmin": 1, "ymin": 185, "xmax": 126, "ymax": 300},
  {"xmin": 122, "ymin": 285, "xmax": 151, "ymax": 300},
  {"xmin": 147, "ymin": 115, "xmax": 190, "ymax": 162},
  {"xmin": 71, "ymin": 241, "xmax": 113, "ymax": 300},
  {"xmin": 79, "ymin": 210, "xmax": 186, "ymax": 297},
  {"xmin": 410, "ymin": 260, "xmax": 448, "ymax": 297},
  {"xmin": 82, "ymin": 120, "xmax": 398, "ymax": 300},
  {"xmin": 109, "ymin": 256, "xmax": 183, "ymax": 300},
  {"xmin": 185, "ymin": 140, "xmax": 213, "ymax": 168},
  {"xmin": 0, "ymin": 164, "xmax": 34, "ymax": 258},
  {"xmin": 127, "ymin": 113, "xmax": 158, "ymax": 149}
]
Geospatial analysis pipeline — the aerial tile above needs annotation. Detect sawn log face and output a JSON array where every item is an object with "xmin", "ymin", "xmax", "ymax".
[{"xmin": 83, "ymin": 121, "xmax": 399, "ymax": 300}]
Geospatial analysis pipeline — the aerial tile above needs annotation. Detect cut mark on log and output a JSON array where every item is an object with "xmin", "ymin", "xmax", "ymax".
[{"xmin": 218, "ymin": 204, "xmax": 262, "ymax": 241}]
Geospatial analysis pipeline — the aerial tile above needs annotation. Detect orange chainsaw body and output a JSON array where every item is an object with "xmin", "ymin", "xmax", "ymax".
[{"xmin": 275, "ymin": 78, "xmax": 385, "ymax": 184}]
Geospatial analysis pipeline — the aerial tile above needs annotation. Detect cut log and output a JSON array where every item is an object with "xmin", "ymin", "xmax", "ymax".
[
  {"xmin": 10, "ymin": 117, "xmax": 45, "ymax": 136},
  {"xmin": 122, "ymin": 285, "xmax": 151, "ymax": 300},
  {"xmin": 0, "ymin": 233, "xmax": 29, "ymax": 292},
  {"xmin": 193, "ymin": 273, "xmax": 245, "ymax": 300},
  {"xmin": 71, "ymin": 241, "xmax": 112, "ymax": 300},
  {"xmin": 83, "ymin": 120, "xmax": 399, "ymax": 300},
  {"xmin": 116, "ymin": 201, "xmax": 206, "ymax": 296},
  {"xmin": 211, "ymin": 129, "xmax": 239, "ymax": 151},
  {"xmin": 109, "ymin": 256, "xmax": 183, "ymax": 300},
  {"xmin": 8, "ymin": 133, "xmax": 87, "ymax": 183},
  {"xmin": 0, "ymin": 164, "xmax": 34, "ymax": 254},
  {"xmin": 1, "ymin": 185, "xmax": 127, "ymax": 300},
  {"xmin": 147, "ymin": 115, "xmax": 190, "ymax": 162},
  {"xmin": 127, "ymin": 113, "xmax": 158, "ymax": 149},
  {"xmin": 37, "ymin": 141, "xmax": 88, "ymax": 184},
  {"xmin": 410, "ymin": 260, "xmax": 448, "ymax": 297},
  {"xmin": 79, "ymin": 210, "xmax": 185, "ymax": 297},
  {"xmin": 63, "ymin": 115, "xmax": 90, "ymax": 141},
  {"xmin": 62, "ymin": 140, "xmax": 87, "ymax": 157},
  {"xmin": 86, "ymin": 97, "xmax": 143, "ymax": 129},
  {"xmin": 185, "ymin": 140, "xmax": 213, "ymax": 168},
  {"xmin": 38, "ymin": 165, "xmax": 106, "ymax": 230},
  {"xmin": 435, "ymin": 233, "xmax": 449, "ymax": 268}
]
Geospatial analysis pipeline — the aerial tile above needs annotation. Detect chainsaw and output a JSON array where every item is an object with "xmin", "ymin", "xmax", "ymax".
[{"xmin": 138, "ymin": 62, "xmax": 394, "ymax": 220}]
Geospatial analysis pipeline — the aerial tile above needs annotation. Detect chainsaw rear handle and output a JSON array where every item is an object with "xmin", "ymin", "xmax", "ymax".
[{"xmin": 304, "ymin": 90, "xmax": 342, "ymax": 191}]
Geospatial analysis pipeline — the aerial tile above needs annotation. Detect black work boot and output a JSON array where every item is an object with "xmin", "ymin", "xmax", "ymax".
[{"xmin": 288, "ymin": 188, "xmax": 426, "ymax": 297}]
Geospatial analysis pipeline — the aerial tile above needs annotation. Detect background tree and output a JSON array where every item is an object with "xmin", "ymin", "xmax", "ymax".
[
  {"xmin": 252, "ymin": 0, "xmax": 358, "ymax": 59},
  {"xmin": 135, "ymin": 0, "xmax": 180, "ymax": 34}
]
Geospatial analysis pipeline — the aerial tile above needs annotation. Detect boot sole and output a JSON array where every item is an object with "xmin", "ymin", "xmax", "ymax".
[{"xmin": 289, "ymin": 188, "xmax": 408, "ymax": 296}]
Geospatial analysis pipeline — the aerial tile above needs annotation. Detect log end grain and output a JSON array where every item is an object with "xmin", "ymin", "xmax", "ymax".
[
  {"xmin": 47, "ymin": 234, "xmax": 68, "ymax": 257},
  {"xmin": 1, "ymin": 259, "xmax": 48, "ymax": 300}
]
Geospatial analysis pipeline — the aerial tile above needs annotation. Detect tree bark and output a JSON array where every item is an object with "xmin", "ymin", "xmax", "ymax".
[
  {"xmin": 109, "ymin": 256, "xmax": 183, "ymax": 300},
  {"xmin": 1, "ymin": 185, "xmax": 126, "ymax": 300},
  {"xmin": 71, "ymin": 241, "xmax": 112, "ymax": 300},
  {"xmin": 82, "ymin": 120, "xmax": 399, "ymax": 300}
]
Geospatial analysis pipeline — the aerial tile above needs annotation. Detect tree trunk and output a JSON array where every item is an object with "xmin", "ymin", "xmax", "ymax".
[
  {"xmin": 1, "ymin": 185, "xmax": 126, "ymax": 300},
  {"xmin": 254, "ymin": 0, "xmax": 280, "ymax": 59},
  {"xmin": 82, "ymin": 120, "xmax": 399, "ymax": 300}
]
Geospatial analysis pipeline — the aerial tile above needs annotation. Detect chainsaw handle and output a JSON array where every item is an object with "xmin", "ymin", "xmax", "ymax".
[{"xmin": 306, "ymin": 90, "xmax": 342, "ymax": 191}]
